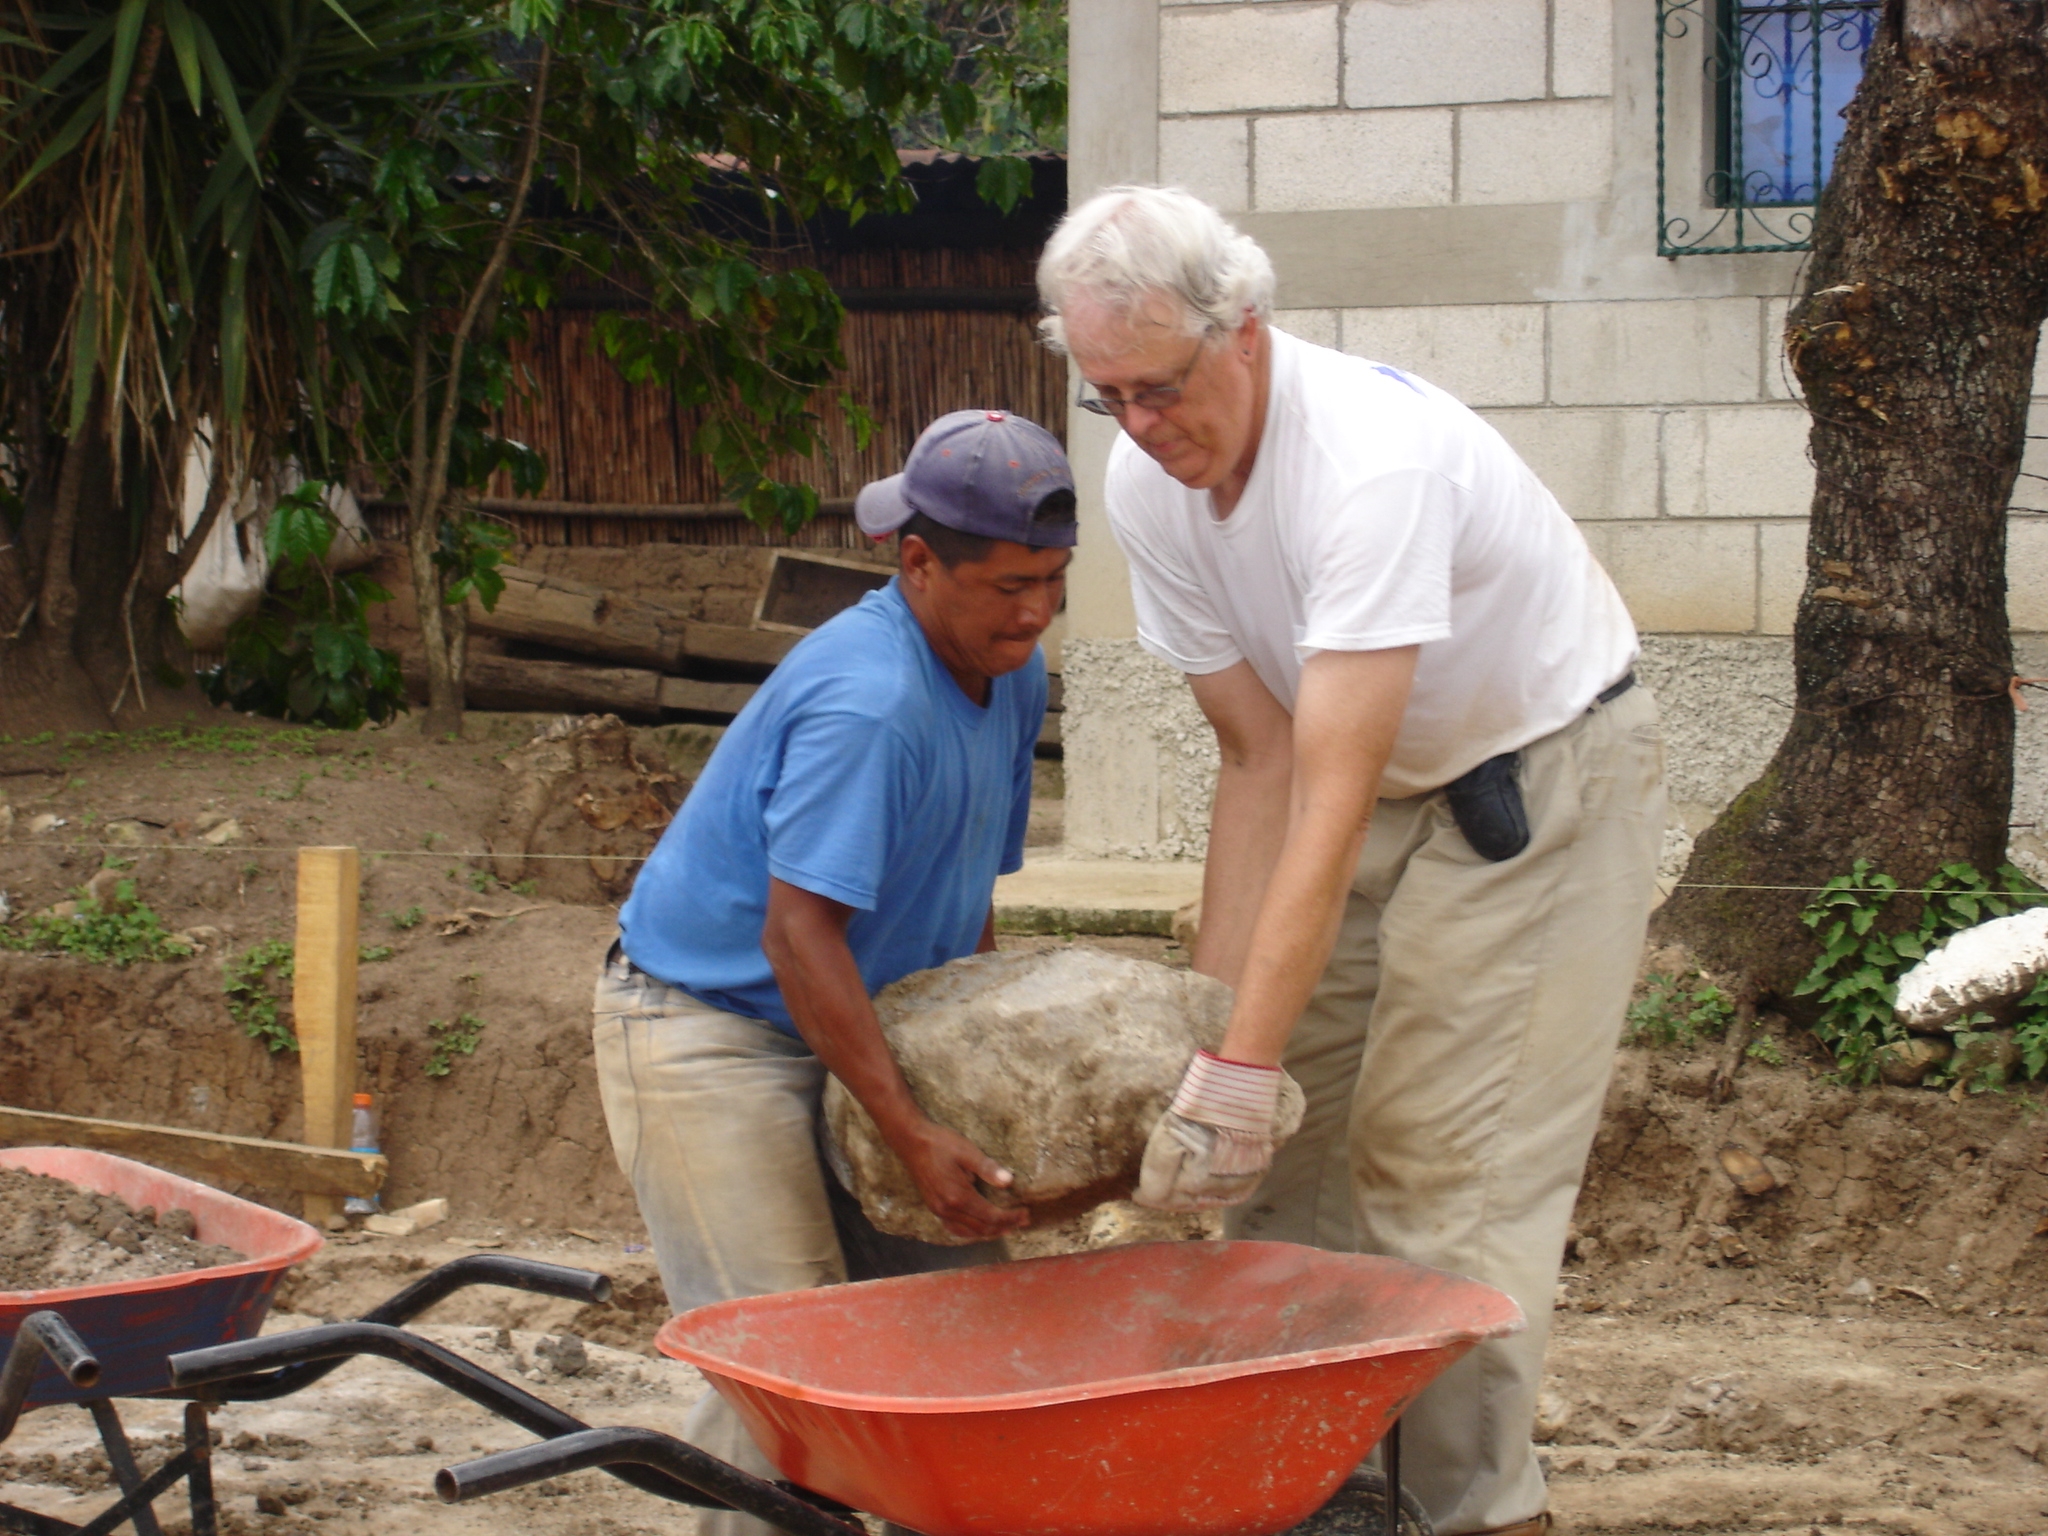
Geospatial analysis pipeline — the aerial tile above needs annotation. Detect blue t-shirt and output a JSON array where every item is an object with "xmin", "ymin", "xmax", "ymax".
[{"xmin": 617, "ymin": 579, "xmax": 1043, "ymax": 1034}]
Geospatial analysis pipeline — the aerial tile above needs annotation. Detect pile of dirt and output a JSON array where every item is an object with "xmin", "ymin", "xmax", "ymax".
[
  {"xmin": 489, "ymin": 713, "xmax": 684, "ymax": 905},
  {"xmin": 0, "ymin": 911, "xmax": 637, "ymax": 1229},
  {"xmin": 1566, "ymin": 1033, "xmax": 2048, "ymax": 1319},
  {"xmin": 0, "ymin": 1165, "xmax": 242, "ymax": 1289}
]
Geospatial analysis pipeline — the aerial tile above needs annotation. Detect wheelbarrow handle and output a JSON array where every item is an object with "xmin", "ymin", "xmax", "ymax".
[
  {"xmin": 168, "ymin": 1322, "xmax": 725, "ymax": 1510},
  {"xmin": 1, "ymin": 1311, "xmax": 100, "ymax": 1444},
  {"xmin": 171, "ymin": 1322, "xmax": 582, "ymax": 1431},
  {"xmin": 438, "ymin": 1426, "xmax": 868, "ymax": 1536},
  {"xmin": 363, "ymin": 1254, "xmax": 614, "ymax": 1326},
  {"xmin": 169, "ymin": 1255, "xmax": 611, "ymax": 1403}
]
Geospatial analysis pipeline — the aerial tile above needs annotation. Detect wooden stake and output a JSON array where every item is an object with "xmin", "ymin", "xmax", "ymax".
[{"xmin": 293, "ymin": 847, "xmax": 359, "ymax": 1225}]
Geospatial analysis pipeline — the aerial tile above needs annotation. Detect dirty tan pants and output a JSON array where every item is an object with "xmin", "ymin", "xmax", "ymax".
[
  {"xmin": 592, "ymin": 953, "xmax": 996, "ymax": 1536},
  {"xmin": 1226, "ymin": 684, "xmax": 1666, "ymax": 1536}
]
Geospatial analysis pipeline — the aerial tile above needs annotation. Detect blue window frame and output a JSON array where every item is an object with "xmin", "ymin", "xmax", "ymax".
[{"xmin": 1657, "ymin": 0, "xmax": 1883, "ymax": 255}]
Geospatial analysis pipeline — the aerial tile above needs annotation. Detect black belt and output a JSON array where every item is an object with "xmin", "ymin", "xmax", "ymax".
[{"xmin": 1591, "ymin": 670, "xmax": 1636, "ymax": 711}]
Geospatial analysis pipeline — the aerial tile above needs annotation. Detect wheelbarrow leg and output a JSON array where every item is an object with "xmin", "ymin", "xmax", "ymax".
[
  {"xmin": 1382, "ymin": 1420, "xmax": 1401, "ymax": 1536},
  {"xmin": 84, "ymin": 1401, "xmax": 165, "ymax": 1536},
  {"xmin": 181, "ymin": 1404, "xmax": 217, "ymax": 1536}
]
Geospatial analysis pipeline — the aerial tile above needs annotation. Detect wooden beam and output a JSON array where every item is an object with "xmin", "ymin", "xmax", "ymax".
[
  {"xmin": 0, "ymin": 1107, "xmax": 387, "ymax": 1198},
  {"xmin": 680, "ymin": 621, "xmax": 797, "ymax": 669},
  {"xmin": 466, "ymin": 566, "xmax": 686, "ymax": 672},
  {"xmin": 294, "ymin": 847, "xmax": 360, "ymax": 1225},
  {"xmin": 472, "ymin": 497, "xmax": 855, "ymax": 520},
  {"xmin": 657, "ymin": 676, "xmax": 760, "ymax": 715},
  {"xmin": 464, "ymin": 653, "xmax": 664, "ymax": 717}
]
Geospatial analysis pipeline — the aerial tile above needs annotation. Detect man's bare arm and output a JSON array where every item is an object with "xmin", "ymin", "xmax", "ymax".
[
  {"xmin": 762, "ymin": 878, "xmax": 1026, "ymax": 1238},
  {"xmin": 1216, "ymin": 647, "xmax": 1417, "ymax": 1066},
  {"xmin": 1187, "ymin": 661, "xmax": 1295, "ymax": 988}
]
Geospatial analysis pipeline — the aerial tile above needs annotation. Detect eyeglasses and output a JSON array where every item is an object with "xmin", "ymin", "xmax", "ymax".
[{"xmin": 1076, "ymin": 338, "xmax": 1209, "ymax": 418}]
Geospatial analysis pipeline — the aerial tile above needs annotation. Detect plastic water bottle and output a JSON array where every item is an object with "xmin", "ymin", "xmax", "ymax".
[{"xmin": 343, "ymin": 1092, "xmax": 381, "ymax": 1215}]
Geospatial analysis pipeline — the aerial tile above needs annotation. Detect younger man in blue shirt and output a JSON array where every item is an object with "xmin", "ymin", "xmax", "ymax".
[{"xmin": 593, "ymin": 411, "xmax": 1074, "ymax": 1536}]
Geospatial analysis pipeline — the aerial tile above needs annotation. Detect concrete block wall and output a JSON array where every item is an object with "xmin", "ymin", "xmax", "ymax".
[{"xmin": 1066, "ymin": 0, "xmax": 2048, "ymax": 867}]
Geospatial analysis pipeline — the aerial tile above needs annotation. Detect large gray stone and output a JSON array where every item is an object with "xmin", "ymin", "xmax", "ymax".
[{"xmin": 825, "ymin": 948, "xmax": 1305, "ymax": 1245}]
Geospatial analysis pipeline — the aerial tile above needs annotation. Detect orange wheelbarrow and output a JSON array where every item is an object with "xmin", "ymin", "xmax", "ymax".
[{"xmin": 431, "ymin": 1240, "xmax": 1523, "ymax": 1536}]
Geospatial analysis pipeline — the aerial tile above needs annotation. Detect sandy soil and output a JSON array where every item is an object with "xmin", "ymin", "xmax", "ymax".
[
  {"xmin": 7, "ymin": 718, "xmax": 2048, "ymax": 1533},
  {"xmin": 5, "ymin": 1231, "xmax": 2046, "ymax": 1536}
]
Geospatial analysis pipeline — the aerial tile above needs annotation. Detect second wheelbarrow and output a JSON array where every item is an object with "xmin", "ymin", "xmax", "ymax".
[{"xmin": 439, "ymin": 1239, "xmax": 1524, "ymax": 1536}]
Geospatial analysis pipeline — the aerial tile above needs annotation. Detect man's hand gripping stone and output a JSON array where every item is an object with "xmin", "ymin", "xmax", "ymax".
[
  {"xmin": 891, "ymin": 1116, "xmax": 1028, "ymax": 1241},
  {"xmin": 1136, "ymin": 1050, "xmax": 1294, "ymax": 1212}
]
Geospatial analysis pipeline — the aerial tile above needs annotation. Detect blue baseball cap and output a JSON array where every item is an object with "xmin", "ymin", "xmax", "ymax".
[{"xmin": 856, "ymin": 410, "xmax": 1077, "ymax": 548}]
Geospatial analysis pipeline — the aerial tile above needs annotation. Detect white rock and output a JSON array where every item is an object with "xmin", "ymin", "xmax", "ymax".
[
  {"xmin": 1893, "ymin": 905, "xmax": 2048, "ymax": 1029},
  {"xmin": 825, "ymin": 948, "xmax": 1305, "ymax": 1246},
  {"xmin": 392, "ymin": 1197, "xmax": 449, "ymax": 1231},
  {"xmin": 200, "ymin": 818, "xmax": 245, "ymax": 846},
  {"xmin": 27, "ymin": 813, "xmax": 64, "ymax": 835}
]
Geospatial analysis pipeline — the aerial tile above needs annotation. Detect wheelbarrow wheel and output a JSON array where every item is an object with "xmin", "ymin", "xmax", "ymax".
[{"xmin": 1277, "ymin": 1468, "xmax": 1433, "ymax": 1536}]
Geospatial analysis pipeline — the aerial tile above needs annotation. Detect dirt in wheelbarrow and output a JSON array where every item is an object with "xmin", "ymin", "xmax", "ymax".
[{"xmin": 0, "ymin": 1165, "xmax": 243, "ymax": 1290}]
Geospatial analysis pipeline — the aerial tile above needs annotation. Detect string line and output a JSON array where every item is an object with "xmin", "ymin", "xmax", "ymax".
[{"xmin": 12, "ymin": 841, "xmax": 2048, "ymax": 900}]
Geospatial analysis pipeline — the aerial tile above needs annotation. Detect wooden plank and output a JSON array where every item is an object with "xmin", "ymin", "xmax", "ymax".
[
  {"xmin": 465, "ymin": 653, "xmax": 664, "ymax": 718},
  {"xmin": 657, "ymin": 677, "xmax": 760, "ymax": 716},
  {"xmin": 466, "ymin": 565, "xmax": 685, "ymax": 672},
  {"xmin": 681, "ymin": 621, "xmax": 797, "ymax": 669},
  {"xmin": 294, "ymin": 848, "xmax": 360, "ymax": 1225},
  {"xmin": 475, "ymin": 497, "xmax": 855, "ymax": 519},
  {"xmin": 0, "ymin": 1106, "xmax": 387, "ymax": 1198}
]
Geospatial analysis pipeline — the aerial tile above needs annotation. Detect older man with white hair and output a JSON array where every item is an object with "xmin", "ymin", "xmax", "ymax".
[{"xmin": 1037, "ymin": 186, "xmax": 1666, "ymax": 1536}]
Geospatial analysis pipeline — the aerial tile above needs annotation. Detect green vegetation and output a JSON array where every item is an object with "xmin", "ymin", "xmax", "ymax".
[
  {"xmin": 388, "ymin": 906, "xmax": 426, "ymax": 931},
  {"xmin": 0, "ymin": 885, "xmax": 191, "ymax": 966},
  {"xmin": 1625, "ymin": 972, "xmax": 1737, "ymax": 1050},
  {"xmin": 358, "ymin": 944, "xmax": 395, "ymax": 963},
  {"xmin": 1, "ymin": 0, "xmax": 1064, "ymax": 733},
  {"xmin": 425, "ymin": 1013, "xmax": 486, "ymax": 1077},
  {"xmin": 202, "ymin": 483, "xmax": 407, "ymax": 729},
  {"xmin": 224, "ymin": 940, "xmax": 298, "ymax": 1054},
  {"xmin": 461, "ymin": 868, "xmax": 537, "ymax": 897},
  {"xmin": 1793, "ymin": 860, "xmax": 2048, "ymax": 1086}
]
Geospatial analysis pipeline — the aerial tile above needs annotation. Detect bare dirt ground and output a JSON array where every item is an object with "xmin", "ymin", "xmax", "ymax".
[{"xmin": 6, "ymin": 715, "xmax": 2048, "ymax": 1534}]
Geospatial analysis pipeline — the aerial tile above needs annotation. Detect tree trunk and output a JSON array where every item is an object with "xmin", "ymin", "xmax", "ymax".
[
  {"xmin": 1656, "ymin": 0, "xmax": 2048, "ymax": 997},
  {"xmin": 409, "ymin": 492, "xmax": 469, "ymax": 739}
]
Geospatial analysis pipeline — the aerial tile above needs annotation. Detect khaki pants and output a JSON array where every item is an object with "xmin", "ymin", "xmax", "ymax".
[
  {"xmin": 592, "ymin": 955, "xmax": 998, "ymax": 1536},
  {"xmin": 1226, "ymin": 684, "xmax": 1665, "ymax": 1535}
]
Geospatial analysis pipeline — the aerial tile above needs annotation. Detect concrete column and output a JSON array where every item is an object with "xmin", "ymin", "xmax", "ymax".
[{"xmin": 1064, "ymin": 0, "xmax": 1156, "ymax": 646}]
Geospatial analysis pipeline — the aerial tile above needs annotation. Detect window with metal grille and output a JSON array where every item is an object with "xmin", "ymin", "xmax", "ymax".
[{"xmin": 1657, "ymin": 0, "xmax": 1883, "ymax": 255}]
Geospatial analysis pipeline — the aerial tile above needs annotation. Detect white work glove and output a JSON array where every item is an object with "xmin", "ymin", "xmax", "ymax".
[{"xmin": 1135, "ymin": 1050, "xmax": 1284, "ymax": 1212}]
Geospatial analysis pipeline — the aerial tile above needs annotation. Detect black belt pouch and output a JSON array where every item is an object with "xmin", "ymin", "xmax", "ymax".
[{"xmin": 1443, "ymin": 751, "xmax": 1530, "ymax": 862}]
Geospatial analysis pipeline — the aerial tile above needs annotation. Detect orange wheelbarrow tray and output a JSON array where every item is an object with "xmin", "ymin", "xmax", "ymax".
[{"xmin": 440, "ymin": 1239, "xmax": 1524, "ymax": 1536}]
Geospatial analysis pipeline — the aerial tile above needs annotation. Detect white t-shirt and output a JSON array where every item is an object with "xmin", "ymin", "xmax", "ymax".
[{"xmin": 1105, "ymin": 328, "xmax": 1639, "ymax": 798}]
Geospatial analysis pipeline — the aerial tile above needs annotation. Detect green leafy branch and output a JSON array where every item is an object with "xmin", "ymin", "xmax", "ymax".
[
  {"xmin": 223, "ymin": 938, "xmax": 297, "ymax": 1053},
  {"xmin": 1793, "ymin": 860, "xmax": 2048, "ymax": 1085},
  {"xmin": 0, "ymin": 883, "xmax": 191, "ymax": 966},
  {"xmin": 199, "ymin": 480, "xmax": 406, "ymax": 729},
  {"xmin": 425, "ymin": 1012, "xmax": 485, "ymax": 1076},
  {"xmin": 1625, "ymin": 972, "xmax": 1736, "ymax": 1050}
]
